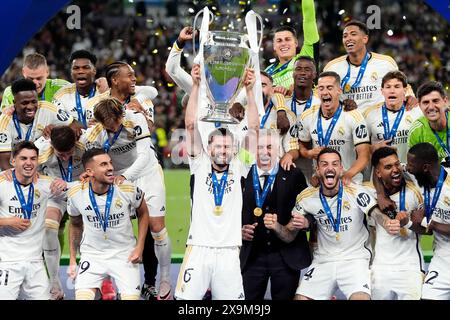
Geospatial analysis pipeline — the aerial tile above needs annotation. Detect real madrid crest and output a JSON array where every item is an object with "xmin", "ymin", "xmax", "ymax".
[
  {"xmin": 338, "ymin": 126, "xmax": 345, "ymax": 136},
  {"xmin": 371, "ymin": 72, "xmax": 378, "ymax": 82},
  {"xmin": 34, "ymin": 189, "xmax": 41, "ymax": 199},
  {"xmin": 115, "ymin": 198, "xmax": 123, "ymax": 209},
  {"xmin": 343, "ymin": 200, "xmax": 350, "ymax": 211}
]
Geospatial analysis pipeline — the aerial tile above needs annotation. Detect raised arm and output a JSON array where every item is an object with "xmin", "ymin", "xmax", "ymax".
[
  {"xmin": 299, "ymin": 0, "xmax": 319, "ymax": 57},
  {"xmin": 165, "ymin": 27, "xmax": 195, "ymax": 93},
  {"xmin": 244, "ymin": 68, "xmax": 259, "ymax": 131},
  {"xmin": 185, "ymin": 64, "xmax": 203, "ymax": 157}
]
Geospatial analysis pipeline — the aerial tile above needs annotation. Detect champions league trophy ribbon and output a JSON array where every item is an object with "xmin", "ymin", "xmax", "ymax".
[{"xmin": 193, "ymin": 7, "xmax": 264, "ymax": 124}]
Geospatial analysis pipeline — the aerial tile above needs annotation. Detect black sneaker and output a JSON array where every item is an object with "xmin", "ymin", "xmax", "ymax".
[{"xmin": 141, "ymin": 284, "xmax": 158, "ymax": 300}]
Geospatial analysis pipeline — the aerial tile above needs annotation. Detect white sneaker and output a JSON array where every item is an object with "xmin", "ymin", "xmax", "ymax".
[{"xmin": 157, "ymin": 280, "xmax": 172, "ymax": 300}]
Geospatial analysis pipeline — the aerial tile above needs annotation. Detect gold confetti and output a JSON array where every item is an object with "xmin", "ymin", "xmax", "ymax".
[
  {"xmin": 152, "ymin": 49, "xmax": 158, "ymax": 54},
  {"xmin": 283, "ymin": 8, "xmax": 288, "ymax": 14},
  {"xmin": 433, "ymin": 36, "xmax": 437, "ymax": 42},
  {"xmin": 132, "ymin": 61, "xmax": 137, "ymax": 66}
]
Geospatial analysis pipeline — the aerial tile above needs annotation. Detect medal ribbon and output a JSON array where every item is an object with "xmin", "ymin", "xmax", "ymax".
[
  {"xmin": 341, "ymin": 51, "xmax": 370, "ymax": 93},
  {"xmin": 265, "ymin": 59, "xmax": 291, "ymax": 77},
  {"xmin": 12, "ymin": 170, "xmax": 34, "ymax": 220},
  {"xmin": 319, "ymin": 180, "xmax": 343, "ymax": 234},
  {"xmin": 291, "ymin": 91, "xmax": 313, "ymax": 116},
  {"xmin": 211, "ymin": 169, "xmax": 228, "ymax": 208},
  {"xmin": 317, "ymin": 105, "xmax": 343, "ymax": 147},
  {"xmin": 57, "ymin": 157, "xmax": 73, "ymax": 182},
  {"xmin": 13, "ymin": 112, "xmax": 33, "ymax": 141},
  {"xmin": 88, "ymin": 182, "xmax": 114, "ymax": 233},
  {"xmin": 252, "ymin": 164, "xmax": 278, "ymax": 209},
  {"xmin": 75, "ymin": 85, "xmax": 96, "ymax": 128},
  {"xmin": 382, "ymin": 103, "xmax": 405, "ymax": 141},
  {"xmin": 103, "ymin": 125, "xmax": 123, "ymax": 152},
  {"xmin": 424, "ymin": 166, "xmax": 446, "ymax": 224},
  {"xmin": 260, "ymin": 101, "xmax": 273, "ymax": 129},
  {"xmin": 431, "ymin": 112, "xmax": 450, "ymax": 158}
]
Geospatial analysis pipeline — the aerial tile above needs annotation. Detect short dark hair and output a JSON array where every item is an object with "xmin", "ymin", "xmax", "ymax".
[
  {"xmin": 105, "ymin": 61, "xmax": 128, "ymax": 87},
  {"xmin": 207, "ymin": 127, "xmax": 234, "ymax": 145},
  {"xmin": 69, "ymin": 50, "xmax": 97, "ymax": 65},
  {"xmin": 371, "ymin": 147, "xmax": 398, "ymax": 167},
  {"xmin": 50, "ymin": 126, "xmax": 76, "ymax": 152},
  {"xmin": 12, "ymin": 141, "xmax": 39, "ymax": 158},
  {"xmin": 260, "ymin": 71, "xmax": 273, "ymax": 83},
  {"xmin": 94, "ymin": 97, "xmax": 124, "ymax": 124},
  {"xmin": 408, "ymin": 143, "xmax": 439, "ymax": 165},
  {"xmin": 344, "ymin": 20, "xmax": 369, "ymax": 35},
  {"xmin": 23, "ymin": 53, "xmax": 47, "ymax": 69},
  {"xmin": 11, "ymin": 79, "xmax": 36, "ymax": 95},
  {"xmin": 318, "ymin": 71, "xmax": 341, "ymax": 86},
  {"xmin": 317, "ymin": 147, "xmax": 342, "ymax": 162},
  {"xmin": 82, "ymin": 148, "xmax": 108, "ymax": 168},
  {"xmin": 381, "ymin": 71, "xmax": 408, "ymax": 88},
  {"xmin": 295, "ymin": 55, "xmax": 316, "ymax": 65},
  {"xmin": 274, "ymin": 25, "xmax": 297, "ymax": 38},
  {"xmin": 417, "ymin": 81, "xmax": 447, "ymax": 102}
]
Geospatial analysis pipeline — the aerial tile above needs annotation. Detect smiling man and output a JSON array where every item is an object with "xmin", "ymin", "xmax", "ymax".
[
  {"xmin": 0, "ymin": 79, "xmax": 73, "ymax": 170},
  {"xmin": 324, "ymin": 20, "xmax": 411, "ymax": 112},
  {"xmin": 408, "ymin": 81, "xmax": 450, "ymax": 165},
  {"xmin": 264, "ymin": 148, "xmax": 399, "ymax": 300},
  {"xmin": 265, "ymin": 0, "xmax": 319, "ymax": 91},
  {"xmin": 296, "ymin": 71, "xmax": 370, "ymax": 184},
  {"xmin": 1, "ymin": 53, "xmax": 69, "ymax": 110},
  {"xmin": 53, "ymin": 50, "xmax": 106, "ymax": 129}
]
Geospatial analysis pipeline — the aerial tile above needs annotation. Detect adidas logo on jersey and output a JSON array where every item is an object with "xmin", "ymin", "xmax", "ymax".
[
  {"xmin": 85, "ymin": 205, "xmax": 93, "ymax": 211},
  {"xmin": 237, "ymin": 292, "xmax": 244, "ymax": 299},
  {"xmin": 363, "ymin": 284, "xmax": 369, "ymax": 289},
  {"xmin": 10, "ymin": 195, "xmax": 18, "ymax": 201},
  {"xmin": 377, "ymin": 122, "xmax": 384, "ymax": 128},
  {"xmin": 160, "ymin": 206, "xmax": 165, "ymax": 212}
]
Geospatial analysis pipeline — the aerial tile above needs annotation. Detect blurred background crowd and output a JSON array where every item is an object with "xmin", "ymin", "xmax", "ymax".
[{"xmin": 0, "ymin": 0, "xmax": 448, "ymax": 167}]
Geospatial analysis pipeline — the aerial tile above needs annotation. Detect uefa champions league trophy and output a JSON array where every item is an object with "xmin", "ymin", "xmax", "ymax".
[{"xmin": 193, "ymin": 7, "xmax": 263, "ymax": 124}]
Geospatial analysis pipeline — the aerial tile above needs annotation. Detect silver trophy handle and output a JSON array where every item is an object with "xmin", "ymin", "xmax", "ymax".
[
  {"xmin": 192, "ymin": 8, "xmax": 214, "ymax": 58},
  {"xmin": 254, "ymin": 12, "xmax": 264, "ymax": 50}
]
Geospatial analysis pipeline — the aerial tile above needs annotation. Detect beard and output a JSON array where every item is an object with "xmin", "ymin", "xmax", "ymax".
[{"xmin": 414, "ymin": 172, "xmax": 433, "ymax": 188}]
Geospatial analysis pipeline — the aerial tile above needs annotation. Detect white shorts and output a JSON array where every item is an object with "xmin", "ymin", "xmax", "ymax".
[
  {"xmin": 371, "ymin": 266, "xmax": 423, "ymax": 300},
  {"xmin": 296, "ymin": 258, "xmax": 371, "ymax": 300},
  {"xmin": 0, "ymin": 260, "xmax": 50, "ymax": 300},
  {"xmin": 175, "ymin": 245, "xmax": 244, "ymax": 300},
  {"xmin": 136, "ymin": 164, "xmax": 166, "ymax": 217},
  {"xmin": 422, "ymin": 255, "xmax": 450, "ymax": 300},
  {"xmin": 75, "ymin": 255, "xmax": 141, "ymax": 297}
]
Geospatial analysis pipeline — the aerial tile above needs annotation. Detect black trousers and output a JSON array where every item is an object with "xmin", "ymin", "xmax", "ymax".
[
  {"xmin": 242, "ymin": 251, "xmax": 300, "ymax": 300},
  {"xmin": 142, "ymin": 231, "xmax": 158, "ymax": 285}
]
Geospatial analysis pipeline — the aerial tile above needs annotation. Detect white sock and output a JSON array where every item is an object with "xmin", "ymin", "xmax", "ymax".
[
  {"xmin": 43, "ymin": 219, "xmax": 62, "ymax": 288},
  {"xmin": 151, "ymin": 228, "xmax": 171, "ymax": 282}
]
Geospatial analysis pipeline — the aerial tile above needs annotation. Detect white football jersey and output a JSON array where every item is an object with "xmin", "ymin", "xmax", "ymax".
[
  {"xmin": 81, "ymin": 110, "xmax": 157, "ymax": 180},
  {"xmin": 53, "ymin": 83, "xmax": 101, "ymax": 126},
  {"xmin": 67, "ymin": 181, "xmax": 143, "ymax": 259},
  {"xmin": 34, "ymin": 136, "xmax": 86, "ymax": 181},
  {"xmin": 0, "ymin": 101, "xmax": 73, "ymax": 152},
  {"xmin": 428, "ymin": 171, "xmax": 450, "ymax": 259},
  {"xmin": 364, "ymin": 104, "xmax": 423, "ymax": 164},
  {"xmin": 364, "ymin": 181, "xmax": 425, "ymax": 271},
  {"xmin": 187, "ymin": 151, "xmax": 251, "ymax": 247},
  {"xmin": 84, "ymin": 87, "xmax": 155, "ymax": 125},
  {"xmin": 0, "ymin": 174, "xmax": 60, "ymax": 262},
  {"xmin": 293, "ymin": 183, "xmax": 376, "ymax": 263},
  {"xmin": 298, "ymin": 105, "xmax": 370, "ymax": 181},
  {"xmin": 324, "ymin": 52, "xmax": 398, "ymax": 112}
]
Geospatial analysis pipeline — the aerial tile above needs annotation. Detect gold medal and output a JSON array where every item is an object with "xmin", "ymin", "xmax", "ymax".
[
  {"xmin": 253, "ymin": 207, "xmax": 263, "ymax": 217},
  {"xmin": 344, "ymin": 84, "xmax": 351, "ymax": 93},
  {"xmin": 213, "ymin": 206, "xmax": 223, "ymax": 216},
  {"xmin": 399, "ymin": 228, "xmax": 408, "ymax": 237},
  {"xmin": 335, "ymin": 233, "xmax": 340, "ymax": 241},
  {"xmin": 104, "ymin": 233, "xmax": 108, "ymax": 240}
]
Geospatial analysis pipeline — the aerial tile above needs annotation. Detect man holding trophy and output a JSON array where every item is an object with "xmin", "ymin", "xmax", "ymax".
[{"xmin": 175, "ymin": 40, "xmax": 259, "ymax": 299}]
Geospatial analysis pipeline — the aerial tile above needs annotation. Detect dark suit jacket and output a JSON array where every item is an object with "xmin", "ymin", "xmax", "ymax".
[{"xmin": 240, "ymin": 165, "xmax": 311, "ymax": 272}]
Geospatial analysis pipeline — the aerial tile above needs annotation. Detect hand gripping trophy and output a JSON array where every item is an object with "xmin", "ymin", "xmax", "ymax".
[{"xmin": 193, "ymin": 7, "xmax": 264, "ymax": 124}]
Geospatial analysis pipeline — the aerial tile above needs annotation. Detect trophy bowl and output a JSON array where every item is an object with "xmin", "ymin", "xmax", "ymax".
[{"xmin": 200, "ymin": 31, "xmax": 251, "ymax": 124}]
